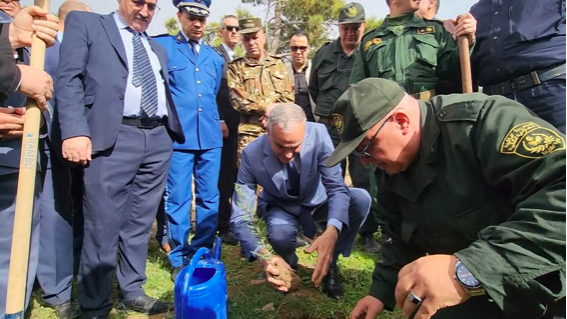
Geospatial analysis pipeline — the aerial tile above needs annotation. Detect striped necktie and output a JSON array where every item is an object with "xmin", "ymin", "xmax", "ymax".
[{"xmin": 131, "ymin": 31, "xmax": 158, "ymax": 118}]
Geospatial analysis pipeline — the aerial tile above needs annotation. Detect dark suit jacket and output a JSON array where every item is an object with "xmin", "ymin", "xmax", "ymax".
[
  {"xmin": 0, "ymin": 22, "xmax": 21, "ymax": 102},
  {"xmin": 213, "ymin": 44, "xmax": 240, "ymax": 132},
  {"xmin": 56, "ymin": 12, "xmax": 184, "ymax": 153}
]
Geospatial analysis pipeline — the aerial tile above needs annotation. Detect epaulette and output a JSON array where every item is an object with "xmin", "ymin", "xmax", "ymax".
[
  {"xmin": 212, "ymin": 47, "xmax": 223, "ymax": 57},
  {"xmin": 153, "ymin": 33, "xmax": 172, "ymax": 38},
  {"xmin": 231, "ymin": 56, "xmax": 245, "ymax": 63},
  {"xmin": 314, "ymin": 41, "xmax": 332, "ymax": 54}
]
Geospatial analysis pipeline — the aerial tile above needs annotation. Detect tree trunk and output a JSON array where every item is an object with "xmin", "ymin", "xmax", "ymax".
[{"xmin": 270, "ymin": 0, "xmax": 283, "ymax": 54}]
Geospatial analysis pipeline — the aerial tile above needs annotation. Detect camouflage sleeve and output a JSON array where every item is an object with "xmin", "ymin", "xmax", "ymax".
[
  {"xmin": 349, "ymin": 40, "xmax": 369, "ymax": 85},
  {"xmin": 455, "ymin": 97, "xmax": 565, "ymax": 318},
  {"xmin": 228, "ymin": 62, "xmax": 255, "ymax": 113},
  {"xmin": 278, "ymin": 60, "xmax": 295, "ymax": 103}
]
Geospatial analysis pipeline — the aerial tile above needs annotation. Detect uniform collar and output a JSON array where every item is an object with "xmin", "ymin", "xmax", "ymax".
[
  {"xmin": 333, "ymin": 38, "xmax": 359, "ymax": 56},
  {"xmin": 243, "ymin": 51, "xmax": 276, "ymax": 65},
  {"xmin": 178, "ymin": 31, "xmax": 203, "ymax": 45},
  {"xmin": 375, "ymin": 13, "xmax": 426, "ymax": 37},
  {"xmin": 387, "ymin": 101, "xmax": 439, "ymax": 203}
]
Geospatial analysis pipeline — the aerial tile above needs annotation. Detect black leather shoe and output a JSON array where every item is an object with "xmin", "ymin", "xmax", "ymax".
[
  {"xmin": 322, "ymin": 265, "xmax": 343, "ymax": 299},
  {"xmin": 54, "ymin": 300, "xmax": 82, "ymax": 319},
  {"xmin": 296, "ymin": 236, "xmax": 309, "ymax": 248},
  {"xmin": 171, "ymin": 265, "xmax": 186, "ymax": 282},
  {"xmin": 219, "ymin": 230, "xmax": 238, "ymax": 245},
  {"xmin": 362, "ymin": 234, "xmax": 380, "ymax": 254},
  {"xmin": 117, "ymin": 295, "xmax": 174, "ymax": 315}
]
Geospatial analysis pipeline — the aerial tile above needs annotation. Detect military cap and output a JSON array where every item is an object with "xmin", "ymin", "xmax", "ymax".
[
  {"xmin": 326, "ymin": 78, "xmax": 405, "ymax": 167},
  {"xmin": 338, "ymin": 2, "xmax": 365, "ymax": 25},
  {"xmin": 238, "ymin": 18, "xmax": 262, "ymax": 34},
  {"xmin": 174, "ymin": 0, "xmax": 211, "ymax": 17}
]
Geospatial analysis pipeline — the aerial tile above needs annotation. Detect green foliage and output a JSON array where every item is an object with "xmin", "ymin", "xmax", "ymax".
[
  {"xmin": 234, "ymin": 184, "xmax": 273, "ymax": 260},
  {"xmin": 164, "ymin": 17, "xmax": 180, "ymax": 36}
]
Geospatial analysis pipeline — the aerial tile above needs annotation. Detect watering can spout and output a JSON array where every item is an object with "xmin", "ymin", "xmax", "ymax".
[{"xmin": 213, "ymin": 237, "xmax": 222, "ymax": 260}]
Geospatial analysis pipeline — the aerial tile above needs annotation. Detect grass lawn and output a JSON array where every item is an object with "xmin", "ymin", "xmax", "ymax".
[{"xmin": 28, "ymin": 228, "xmax": 403, "ymax": 319}]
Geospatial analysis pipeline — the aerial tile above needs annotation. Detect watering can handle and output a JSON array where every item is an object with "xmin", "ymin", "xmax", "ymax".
[
  {"xmin": 213, "ymin": 237, "xmax": 222, "ymax": 260},
  {"xmin": 184, "ymin": 247, "xmax": 214, "ymax": 290}
]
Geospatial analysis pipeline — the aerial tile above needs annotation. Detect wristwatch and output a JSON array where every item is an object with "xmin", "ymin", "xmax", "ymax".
[{"xmin": 455, "ymin": 259, "xmax": 486, "ymax": 296}]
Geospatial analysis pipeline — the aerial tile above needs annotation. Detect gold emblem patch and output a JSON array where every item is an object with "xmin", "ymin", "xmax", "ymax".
[
  {"xmin": 333, "ymin": 114, "xmax": 344, "ymax": 134},
  {"xmin": 346, "ymin": 6, "xmax": 357, "ymax": 18},
  {"xmin": 417, "ymin": 26, "xmax": 435, "ymax": 34},
  {"xmin": 500, "ymin": 122, "xmax": 565, "ymax": 158},
  {"xmin": 364, "ymin": 38, "xmax": 383, "ymax": 51}
]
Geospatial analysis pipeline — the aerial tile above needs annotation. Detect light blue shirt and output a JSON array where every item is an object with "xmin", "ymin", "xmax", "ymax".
[
  {"xmin": 113, "ymin": 12, "xmax": 167, "ymax": 117},
  {"xmin": 57, "ymin": 31, "xmax": 64, "ymax": 43}
]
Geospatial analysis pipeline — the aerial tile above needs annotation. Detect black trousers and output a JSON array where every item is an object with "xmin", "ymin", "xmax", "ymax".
[{"xmin": 217, "ymin": 123, "xmax": 238, "ymax": 233}]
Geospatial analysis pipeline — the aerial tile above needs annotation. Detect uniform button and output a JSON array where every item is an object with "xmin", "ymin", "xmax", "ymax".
[
  {"xmin": 119, "ymin": 94, "xmax": 124, "ymax": 100},
  {"xmin": 494, "ymin": 11, "xmax": 499, "ymax": 15},
  {"xmin": 196, "ymin": 67, "xmax": 200, "ymax": 72},
  {"xmin": 198, "ymin": 94, "xmax": 202, "ymax": 98},
  {"xmin": 496, "ymin": 68, "xmax": 501, "ymax": 72},
  {"xmin": 198, "ymin": 108, "xmax": 202, "ymax": 112},
  {"xmin": 493, "ymin": 36, "xmax": 498, "ymax": 40},
  {"xmin": 197, "ymin": 80, "xmax": 201, "ymax": 84},
  {"xmin": 439, "ymin": 110, "xmax": 447, "ymax": 118},
  {"xmin": 173, "ymin": 66, "xmax": 177, "ymax": 69},
  {"xmin": 122, "ymin": 73, "xmax": 127, "ymax": 78}
]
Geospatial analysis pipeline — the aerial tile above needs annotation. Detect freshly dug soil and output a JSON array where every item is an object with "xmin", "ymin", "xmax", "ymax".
[{"xmin": 273, "ymin": 259, "xmax": 301, "ymax": 292}]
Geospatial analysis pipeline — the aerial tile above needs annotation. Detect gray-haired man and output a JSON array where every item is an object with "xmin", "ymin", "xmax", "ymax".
[{"xmin": 230, "ymin": 103, "xmax": 371, "ymax": 299}]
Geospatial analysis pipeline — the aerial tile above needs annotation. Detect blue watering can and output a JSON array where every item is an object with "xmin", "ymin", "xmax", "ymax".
[{"xmin": 174, "ymin": 237, "xmax": 228, "ymax": 319}]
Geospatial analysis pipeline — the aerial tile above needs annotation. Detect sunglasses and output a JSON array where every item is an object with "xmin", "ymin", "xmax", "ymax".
[
  {"xmin": 225, "ymin": 25, "xmax": 240, "ymax": 32},
  {"xmin": 352, "ymin": 115, "xmax": 392, "ymax": 159},
  {"xmin": 290, "ymin": 46, "xmax": 308, "ymax": 52}
]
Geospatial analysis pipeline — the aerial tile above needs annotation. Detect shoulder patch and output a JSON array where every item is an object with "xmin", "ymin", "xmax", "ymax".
[
  {"xmin": 153, "ymin": 33, "xmax": 171, "ymax": 38},
  {"xmin": 364, "ymin": 38, "xmax": 383, "ymax": 51},
  {"xmin": 500, "ymin": 122, "xmax": 566, "ymax": 159},
  {"xmin": 417, "ymin": 26, "xmax": 435, "ymax": 34}
]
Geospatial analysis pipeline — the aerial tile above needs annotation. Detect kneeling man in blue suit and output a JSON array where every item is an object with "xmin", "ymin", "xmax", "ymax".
[{"xmin": 230, "ymin": 103, "xmax": 371, "ymax": 299}]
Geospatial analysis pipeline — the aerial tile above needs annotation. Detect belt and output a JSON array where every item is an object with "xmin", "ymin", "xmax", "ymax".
[
  {"xmin": 240, "ymin": 114, "xmax": 263, "ymax": 125},
  {"xmin": 122, "ymin": 117, "xmax": 166, "ymax": 129},
  {"xmin": 317, "ymin": 116, "xmax": 335, "ymax": 126},
  {"xmin": 410, "ymin": 89, "xmax": 436, "ymax": 101},
  {"xmin": 484, "ymin": 63, "xmax": 566, "ymax": 95}
]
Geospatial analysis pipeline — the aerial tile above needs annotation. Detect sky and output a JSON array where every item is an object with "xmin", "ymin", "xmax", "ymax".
[{"xmin": 21, "ymin": 0, "xmax": 479, "ymax": 37}]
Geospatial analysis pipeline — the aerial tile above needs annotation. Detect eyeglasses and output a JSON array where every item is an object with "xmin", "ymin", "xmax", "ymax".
[
  {"xmin": 290, "ymin": 46, "xmax": 308, "ymax": 52},
  {"xmin": 225, "ymin": 25, "xmax": 240, "ymax": 32},
  {"xmin": 131, "ymin": 0, "xmax": 160, "ymax": 14},
  {"xmin": 352, "ymin": 115, "xmax": 392, "ymax": 159}
]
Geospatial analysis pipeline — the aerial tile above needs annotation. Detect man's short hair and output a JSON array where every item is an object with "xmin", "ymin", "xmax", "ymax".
[
  {"xmin": 221, "ymin": 14, "xmax": 238, "ymax": 28},
  {"xmin": 435, "ymin": 0, "xmax": 440, "ymax": 13},
  {"xmin": 385, "ymin": 0, "xmax": 390, "ymax": 7},
  {"xmin": 289, "ymin": 29, "xmax": 310, "ymax": 43},
  {"xmin": 58, "ymin": 1, "xmax": 90, "ymax": 21},
  {"xmin": 267, "ymin": 103, "xmax": 307, "ymax": 132}
]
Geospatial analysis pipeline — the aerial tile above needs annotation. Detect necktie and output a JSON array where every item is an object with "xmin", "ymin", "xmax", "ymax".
[
  {"xmin": 131, "ymin": 31, "xmax": 158, "ymax": 118},
  {"xmin": 286, "ymin": 161, "xmax": 300, "ymax": 196},
  {"xmin": 189, "ymin": 39, "xmax": 199, "ymax": 57}
]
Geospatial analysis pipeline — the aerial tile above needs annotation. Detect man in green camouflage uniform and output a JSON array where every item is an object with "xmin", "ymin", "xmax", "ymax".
[
  {"xmin": 329, "ymin": 78, "xmax": 566, "ymax": 319},
  {"xmin": 227, "ymin": 18, "xmax": 294, "ymax": 164},
  {"xmin": 309, "ymin": 3, "xmax": 381, "ymax": 253},
  {"xmin": 349, "ymin": 0, "xmax": 477, "ymax": 99}
]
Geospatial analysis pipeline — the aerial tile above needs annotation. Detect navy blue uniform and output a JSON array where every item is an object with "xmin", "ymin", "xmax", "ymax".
[
  {"xmin": 470, "ymin": 0, "xmax": 566, "ymax": 133},
  {"xmin": 153, "ymin": 32, "xmax": 224, "ymax": 268}
]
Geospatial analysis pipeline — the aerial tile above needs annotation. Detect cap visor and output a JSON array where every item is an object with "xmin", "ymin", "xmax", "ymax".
[
  {"xmin": 239, "ymin": 27, "xmax": 261, "ymax": 34},
  {"xmin": 325, "ymin": 131, "xmax": 367, "ymax": 167},
  {"xmin": 337, "ymin": 19, "xmax": 365, "ymax": 25}
]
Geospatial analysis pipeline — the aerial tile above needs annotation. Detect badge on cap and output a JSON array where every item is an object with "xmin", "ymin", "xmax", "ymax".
[
  {"xmin": 500, "ymin": 122, "xmax": 565, "ymax": 158},
  {"xmin": 333, "ymin": 114, "xmax": 344, "ymax": 134},
  {"xmin": 346, "ymin": 5, "xmax": 357, "ymax": 18}
]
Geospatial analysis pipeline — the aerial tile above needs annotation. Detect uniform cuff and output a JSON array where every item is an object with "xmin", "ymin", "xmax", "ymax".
[{"xmin": 327, "ymin": 218, "xmax": 343, "ymax": 234}]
